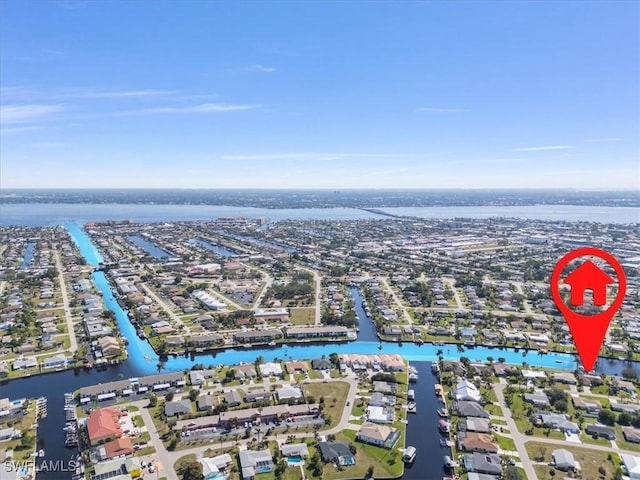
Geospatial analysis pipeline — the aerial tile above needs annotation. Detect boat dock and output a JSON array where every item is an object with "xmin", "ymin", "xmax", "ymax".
[
  {"xmin": 64, "ymin": 392, "xmax": 79, "ymax": 448},
  {"xmin": 36, "ymin": 396, "xmax": 47, "ymax": 419}
]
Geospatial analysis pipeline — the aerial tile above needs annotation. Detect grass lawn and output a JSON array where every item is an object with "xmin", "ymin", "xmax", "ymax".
[
  {"xmin": 494, "ymin": 434, "xmax": 516, "ymax": 451},
  {"xmin": 579, "ymin": 433, "xmax": 611, "ymax": 447},
  {"xmin": 1, "ymin": 399, "xmax": 38, "ymax": 461},
  {"xmin": 289, "ymin": 307, "xmax": 316, "ymax": 325},
  {"xmin": 302, "ymin": 381, "xmax": 350, "ymax": 429},
  {"xmin": 325, "ymin": 429, "xmax": 403, "ymax": 480},
  {"xmin": 526, "ymin": 442, "xmax": 618, "ymax": 480}
]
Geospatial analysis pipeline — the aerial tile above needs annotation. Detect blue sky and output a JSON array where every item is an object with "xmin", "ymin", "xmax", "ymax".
[{"xmin": 1, "ymin": 1, "xmax": 638, "ymax": 189}]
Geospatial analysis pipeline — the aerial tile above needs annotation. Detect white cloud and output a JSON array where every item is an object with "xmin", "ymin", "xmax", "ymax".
[
  {"xmin": 0, "ymin": 104, "xmax": 68, "ymax": 124},
  {"xmin": 512, "ymin": 145, "xmax": 574, "ymax": 152},
  {"xmin": 418, "ymin": 107, "xmax": 470, "ymax": 113},
  {"xmin": 0, "ymin": 125, "xmax": 46, "ymax": 136},
  {"xmin": 230, "ymin": 64, "xmax": 277, "ymax": 74}
]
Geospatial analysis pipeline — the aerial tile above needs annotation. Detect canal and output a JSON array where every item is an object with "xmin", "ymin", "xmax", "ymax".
[{"xmin": 2, "ymin": 223, "xmax": 639, "ymax": 479}]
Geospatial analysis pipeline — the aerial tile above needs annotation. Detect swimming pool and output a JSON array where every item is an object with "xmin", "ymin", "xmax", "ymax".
[{"xmin": 287, "ymin": 455, "xmax": 304, "ymax": 466}]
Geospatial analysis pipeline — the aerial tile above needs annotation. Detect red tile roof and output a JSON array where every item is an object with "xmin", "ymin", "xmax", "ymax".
[{"xmin": 87, "ymin": 407, "xmax": 122, "ymax": 443}]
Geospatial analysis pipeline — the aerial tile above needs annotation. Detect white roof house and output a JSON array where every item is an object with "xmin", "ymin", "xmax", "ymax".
[
  {"xmin": 454, "ymin": 379, "xmax": 482, "ymax": 402},
  {"xmin": 259, "ymin": 362, "xmax": 283, "ymax": 377},
  {"xmin": 621, "ymin": 454, "xmax": 640, "ymax": 480}
]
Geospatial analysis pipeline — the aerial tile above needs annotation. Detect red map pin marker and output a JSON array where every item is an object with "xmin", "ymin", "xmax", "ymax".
[{"xmin": 551, "ymin": 247, "xmax": 627, "ymax": 372}]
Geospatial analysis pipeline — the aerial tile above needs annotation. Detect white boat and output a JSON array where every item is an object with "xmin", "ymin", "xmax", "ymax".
[
  {"xmin": 402, "ymin": 446, "xmax": 416, "ymax": 463},
  {"xmin": 431, "ymin": 361, "xmax": 440, "ymax": 373},
  {"xmin": 268, "ymin": 341, "xmax": 276, "ymax": 346}
]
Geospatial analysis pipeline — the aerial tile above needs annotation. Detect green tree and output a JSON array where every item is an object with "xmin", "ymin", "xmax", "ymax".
[{"xmin": 181, "ymin": 462, "xmax": 204, "ymax": 480}]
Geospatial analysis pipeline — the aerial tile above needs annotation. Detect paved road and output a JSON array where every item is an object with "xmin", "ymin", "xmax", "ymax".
[
  {"xmin": 134, "ymin": 376, "xmax": 358, "ymax": 476},
  {"xmin": 441, "ymin": 277, "xmax": 465, "ymax": 310},
  {"xmin": 54, "ymin": 249, "xmax": 77, "ymax": 353},
  {"xmin": 495, "ymin": 380, "xmax": 640, "ymax": 480},
  {"xmin": 141, "ymin": 284, "xmax": 191, "ymax": 334},
  {"xmin": 493, "ymin": 381, "xmax": 537, "ymax": 480},
  {"xmin": 379, "ymin": 276, "xmax": 413, "ymax": 325},
  {"xmin": 512, "ymin": 281, "xmax": 534, "ymax": 315},
  {"xmin": 299, "ymin": 266, "xmax": 322, "ymax": 325}
]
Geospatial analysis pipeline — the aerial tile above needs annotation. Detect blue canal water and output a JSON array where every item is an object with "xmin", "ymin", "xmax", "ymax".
[
  {"xmin": 19, "ymin": 242, "xmax": 35, "ymax": 268},
  {"xmin": 2, "ymin": 220, "xmax": 639, "ymax": 479},
  {"xmin": 126, "ymin": 235, "xmax": 172, "ymax": 259},
  {"xmin": 189, "ymin": 238, "xmax": 238, "ymax": 258}
]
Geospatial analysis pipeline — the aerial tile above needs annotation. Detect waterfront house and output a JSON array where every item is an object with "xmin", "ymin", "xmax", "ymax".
[
  {"xmin": 189, "ymin": 369, "xmax": 217, "ymax": 386},
  {"xmin": 552, "ymin": 449, "xmax": 576, "ymax": 471},
  {"xmin": 98, "ymin": 437, "xmax": 134, "ymax": 460},
  {"xmin": 164, "ymin": 399, "xmax": 192, "ymax": 417},
  {"xmin": 97, "ymin": 336, "xmax": 121, "ymax": 358},
  {"xmin": 368, "ymin": 392, "xmax": 396, "ymax": 407},
  {"xmin": 454, "ymin": 401, "xmax": 490, "ymax": 418},
  {"xmin": 462, "ymin": 452, "xmax": 502, "ymax": 475},
  {"xmin": 93, "ymin": 457, "xmax": 141, "ymax": 479},
  {"xmin": 191, "ymin": 333, "xmax": 224, "ymax": 348},
  {"xmin": 12, "ymin": 357, "xmax": 37, "ymax": 371},
  {"xmin": 286, "ymin": 325, "xmax": 350, "ymax": 338},
  {"xmin": 233, "ymin": 329, "xmax": 282, "ymax": 344},
  {"xmin": 87, "ymin": 408, "xmax": 123, "ymax": 446},
  {"xmin": 467, "ymin": 473, "xmax": 500, "ymax": 480},
  {"xmin": 454, "ymin": 379, "xmax": 482, "ymax": 403},
  {"xmin": 233, "ymin": 364, "xmax": 257, "ymax": 380},
  {"xmin": 42, "ymin": 353, "xmax": 68, "ymax": 369},
  {"xmin": 552, "ymin": 372, "xmax": 577, "ymax": 385},
  {"xmin": 0, "ymin": 428, "xmax": 20, "ymax": 441},
  {"xmin": 372, "ymin": 381, "xmax": 398, "ymax": 394},
  {"xmin": 457, "ymin": 432, "xmax": 499, "ymax": 453},
  {"xmin": 366, "ymin": 405, "xmax": 394, "ymax": 424},
  {"xmin": 311, "ymin": 358, "xmax": 333, "ymax": 371},
  {"xmin": 259, "ymin": 362, "xmax": 283, "ymax": 377},
  {"xmin": 318, "ymin": 441, "xmax": 355, "ymax": 465},
  {"xmin": 285, "ymin": 361, "xmax": 309, "ymax": 374},
  {"xmin": 239, "ymin": 449, "xmax": 273, "ymax": 479},
  {"xmin": 356, "ymin": 422, "xmax": 400, "ymax": 448},
  {"xmin": 459, "ymin": 417, "xmax": 491, "ymax": 433}
]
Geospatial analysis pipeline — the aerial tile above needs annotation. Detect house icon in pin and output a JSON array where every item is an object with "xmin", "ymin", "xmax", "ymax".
[{"xmin": 563, "ymin": 260, "xmax": 614, "ymax": 307}]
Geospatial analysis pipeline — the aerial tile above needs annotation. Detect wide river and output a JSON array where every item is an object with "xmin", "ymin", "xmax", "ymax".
[
  {"xmin": 1, "ymin": 203, "xmax": 638, "ymax": 226},
  {"xmin": 1, "ymin": 206, "xmax": 639, "ymax": 480}
]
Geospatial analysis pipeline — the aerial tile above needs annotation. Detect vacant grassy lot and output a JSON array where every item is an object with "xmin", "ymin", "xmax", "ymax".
[
  {"xmin": 302, "ymin": 381, "xmax": 350, "ymax": 429},
  {"xmin": 526, "ymin": 442, "xmax": 618, "ymax": 480},
  {"xmin": 289, "ymin": 307, "xmax": 316, "ymax": 325}
]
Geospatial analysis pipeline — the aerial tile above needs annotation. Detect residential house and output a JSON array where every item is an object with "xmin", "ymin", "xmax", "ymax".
[
  {"xmin": 585, "ymin": 424, "xmax": 616, "ymax": 440},
  {"xmin": 259, "ymin": 362, "xmax": 283, "ymax": 377},
  {"xmin": 457, "ymin": 432, "xmax": 499, "ymax": 453},
  {"xmin": 459, "ymin": 417, "xmax": 491, "ymax": 433},
  {"xmin": 621, "ymin": 454, "xmax": 640, "ymax": 480},
  {"xmin": 462, "ymin": 452, "xmax": 502, "ymax": 475},
  {"xmin": 197, "ymin": 395, "xmax": 215, "ymax": 412},
  {"xmin": 454, "ymin": 401, "xmax": 490, "ymax": 418},
  {"xmin": 280, "ymin": 443, "xmax": 309, "ymax": 459},
  {"xmin": 454, "ymin": 379, "xmax": 482, "ymax": 403},
  {"xmin": 624, "ymin": 428, "xmax": 640, "ymax": 444},
  {"xmin": 233, "ymin": 364, "xmax": 257, "ymax": 380},
  {"xmin": 200, "ymin": 454, "xmax": 233, "ymax": 480},
  {"xmin": 245, "ymin": 389, "xmax": 271, "ymax": 403},
  {"xmin": 239, "ymin": 449, "xmax": 273, "ymax": 479},
  {"xmin": 552, "ymin": 449, "xmax": 576, "ymax": 471},
  {"xmin": 87, "ymin": 408, "xmax": 123, "ymax": 446},
  {"xmin": 224, "ymin": 390, "xmax": 242, "ymax": 407},
  {"xmin": 276, "ymin": 386, "xmax": 302, "ymax": 402},
  {"xmin": 311, "ymin": 358, "xmax": 333, "ymax": 371},
  {"xmin": 524, "ymin": 392, "xmax": 550, "ymax": 407},
  {"xmin": 164, "ymin": 399, "xmax": 192, "ymax": 417},
  {"xmin": 356, "ymin": 422, "xmax": 399, "ymax": 448},
  {"xmin": 318, "ymin": 441, "xmax": 355, "ymax": 465},
  {"xmin": 97, "ymin": 336, "xmax": 121, "ymax": 358}
]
